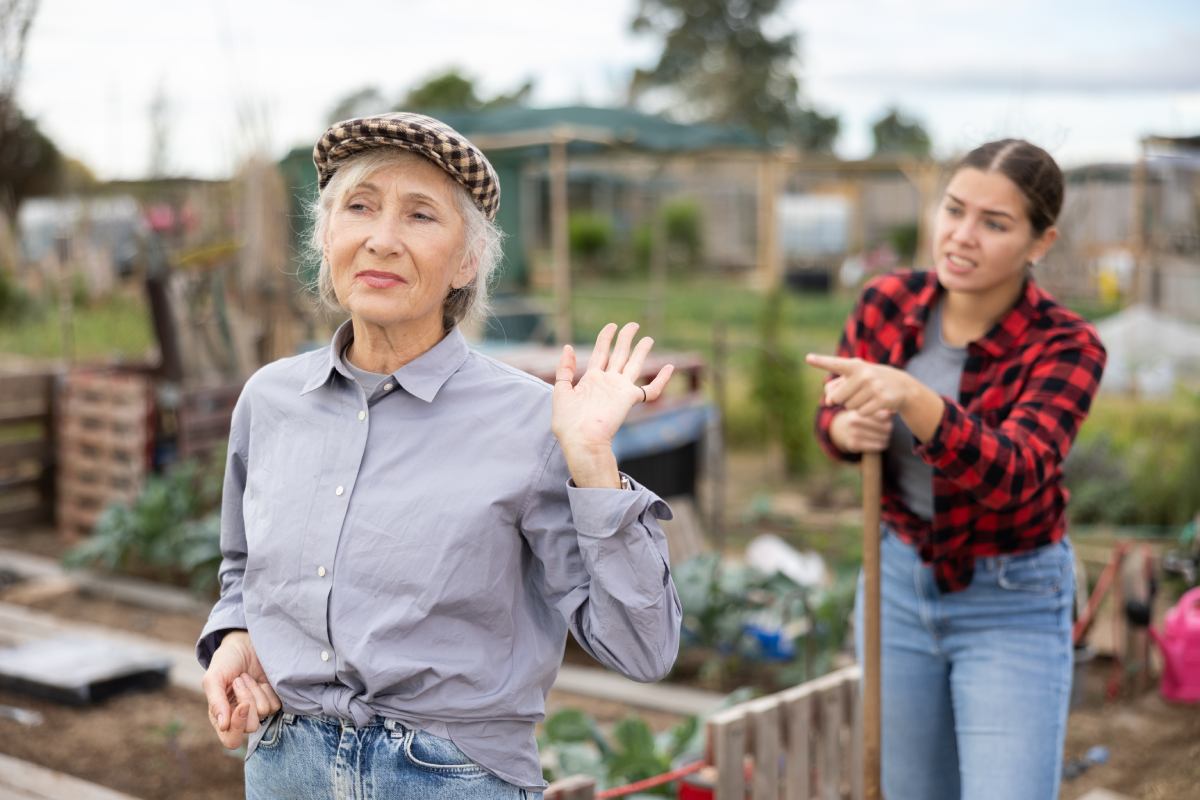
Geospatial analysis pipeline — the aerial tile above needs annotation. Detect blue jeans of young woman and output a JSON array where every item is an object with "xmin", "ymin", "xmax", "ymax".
[
  {"xmin": 855, "ymin": 528, "xmax": 1075, "ymax": 800},
  {"xmin": 244, "ymin": 713, "xmax": 541, "ymax": 800}
]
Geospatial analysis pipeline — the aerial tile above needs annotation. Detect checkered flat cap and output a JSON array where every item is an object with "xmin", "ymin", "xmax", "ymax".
[{"xmin": 314, "ymin": 112, "xmax": 500, "ymax": 220}]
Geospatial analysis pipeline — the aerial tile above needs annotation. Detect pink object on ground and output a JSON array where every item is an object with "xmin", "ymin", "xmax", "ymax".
[{"xmin": 1149, "ymin": 587, "xmax": 1200, "ymax": 703}]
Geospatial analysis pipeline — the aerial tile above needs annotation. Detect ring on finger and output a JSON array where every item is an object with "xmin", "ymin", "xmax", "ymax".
[{"xmin": 639, "ymin": 386, "xmax": 647, "ymax": 403}]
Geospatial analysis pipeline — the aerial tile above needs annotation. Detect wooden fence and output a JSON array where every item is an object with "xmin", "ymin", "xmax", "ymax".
[
  {"xmin": 0, "ymin": 371, "xmax": 58, "ymax": 530},
  {"xmin": 545, "ymin": 664, "xmax": 862, "ymax": 800},
  {"xmin": 706, "ymin": 665, "xmax": 862, "ymax": 800}
]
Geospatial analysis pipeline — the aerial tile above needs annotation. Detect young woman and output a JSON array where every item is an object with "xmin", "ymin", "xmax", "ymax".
[{"xmin": 808, "ymin": 139, "xmax": 1106, "ymax": 800}]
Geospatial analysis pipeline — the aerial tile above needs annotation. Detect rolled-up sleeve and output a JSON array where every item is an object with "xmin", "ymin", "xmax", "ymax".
[
  {"xmin": 195, "ymin": 390, "xmax": 252, "ymax": 668},
  {"xmin": 519, "ymin": 442, "xmax": 682, "ymax": 683}
]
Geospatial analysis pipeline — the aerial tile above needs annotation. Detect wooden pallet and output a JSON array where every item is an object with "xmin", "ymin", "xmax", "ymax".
[
  {"xmin": 0, "ymin": 371, "xmax": 58, "ymax": 531},
  {"xmin": 55, "ymin": 371, "xmax": 153, "ymax": 539},
  {"xmin": 176, "ymin": 382, "xmax": 242, "ymax": 462}
]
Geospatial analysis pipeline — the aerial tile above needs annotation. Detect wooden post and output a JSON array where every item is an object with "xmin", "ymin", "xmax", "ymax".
[
  {"xmin": 550, "ymin": 135, "xmax": 572, "ymax": 345},
  {"xmin": 711, "ymin": 322, "xmax": 728, "ymax": 550},
  {"xmin": 756, "ymin": 154, "xmax": 783, "ymax": 290},
  {"xmin": 861, "ymin": 452, "xmax": 883, "ymax": 800}
]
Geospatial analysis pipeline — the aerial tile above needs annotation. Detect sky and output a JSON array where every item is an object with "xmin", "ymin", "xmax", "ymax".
[{"xmin": 16, "ymin": 0, "xmax": 1200, "ymax": 180}]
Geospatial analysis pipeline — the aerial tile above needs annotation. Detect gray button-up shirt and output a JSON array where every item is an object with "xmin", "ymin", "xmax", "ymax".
[{"xmin": 197, "ymin": 322, "xmax": 682, "ymax": 790}]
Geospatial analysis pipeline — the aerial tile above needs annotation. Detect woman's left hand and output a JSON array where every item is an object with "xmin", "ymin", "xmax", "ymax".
[
  {"xmin": 552, "ymin": 323, "xmax": 673, "ymax": 486},
  {"xmin": 806, "ymin": 353, "xmax": 915, "ymax": 417}
]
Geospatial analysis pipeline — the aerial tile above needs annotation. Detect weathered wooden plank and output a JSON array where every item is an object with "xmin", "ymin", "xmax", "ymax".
[
  {"xmin": 0, "ymin": 438, "xmax": 52, "ymax": 463},
  {"xmin": 0, "ymin": 504, "xmax": 52, "ymax": 531},
  {"xmin": 544, "ymin": 775, "xmax": 596, "ymax": 800},
  {"xmin": 0, "ymin": 752, "xmax": 141, "ymax": 800},
  {"xmin": 785, "ymin": 692, "xmax": 812, "ymax": 800},
  {"xmin": 710, "ymin": 713, "xmax": 747, "ymax": 800},
  {"xmin": 0, "ymin": 474, "xmax": 46, "ymax": 494},
  {"xmin": 821, "ymin": 686, "xmax": 843, "ymax": 800},
  {"xmin": 849, "ymin": 677, "xmax": 863, "ymax": 800},
  {"xmin": 751, "ymin": 700, "xmax": 781, "ymax": 800},
  {"xmin": 0, "ymin": 373, "xmax": 55, "ymax": 404}
]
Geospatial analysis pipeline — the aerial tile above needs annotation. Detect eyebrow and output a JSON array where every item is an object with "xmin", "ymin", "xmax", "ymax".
[
  {"xmin": 349, "ymin": 183, "xmax": 446, "ymax": 208},
  {"xmin": 946, "ymin": 192, "xmax": 1017, "ymax": 221}
]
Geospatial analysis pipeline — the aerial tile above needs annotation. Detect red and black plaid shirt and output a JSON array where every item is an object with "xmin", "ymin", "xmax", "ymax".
[{"xmin": 815, "ymin": 270, "xmax": 1107, "ymax": 592}]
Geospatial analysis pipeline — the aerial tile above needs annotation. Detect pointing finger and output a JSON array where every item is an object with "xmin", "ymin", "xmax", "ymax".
[{"xmin": 806, "ymin": 354, "xmax": 858, "ymax": 375}]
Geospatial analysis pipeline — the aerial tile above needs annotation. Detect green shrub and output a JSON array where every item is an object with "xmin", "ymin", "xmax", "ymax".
[
  {"xmin": 753, "ymin": 289, "xmax": 809, "ymax": 476},
  {"xmin": 568, "ymin": 213, "xmax": 615, "ymax": 268},
  {"xmin": 632, "ymin": 200, "xmax": 705, "ymax": 275},
  {"xmin": 886, "ymin": 223, "xmax": 919, "ymax": 262},
  {"xmin": 1068, "ymin": 393, "xmax": 1200, "ymax": 526},
  {"xmin": 64, "ymin": 455, "xmax": 225, "ymax": 594},
  {"xmin": 540, "ymin": 708, "xmax": 698, "ymax": 793}
]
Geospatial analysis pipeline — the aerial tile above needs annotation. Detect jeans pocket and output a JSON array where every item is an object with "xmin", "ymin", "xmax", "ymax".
[
  {"xmin": 254, "ymin": 712, "xmax": 291, "ymax": 750},
  {"xmin": 401, "ymin": 728, "xmax": 489, "ymax": 776},
  {"xmin": 997, "ymin": 542, "xmax": 1069, "ymax": 595}
]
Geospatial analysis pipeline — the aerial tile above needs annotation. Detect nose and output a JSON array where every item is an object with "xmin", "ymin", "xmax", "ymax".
[
  {"xmin": 948, "ymin": 215, "xmax": 976, "ymax": 247},
  {"xmin": 364, "ymin": 215, "xmax": 406, "ymax": 258}
]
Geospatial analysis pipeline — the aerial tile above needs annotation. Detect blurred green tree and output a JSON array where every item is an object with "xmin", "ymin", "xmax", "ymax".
[
  {"xmin": 871, "ymin": 107, "xmax": 933, "ymax": 158},
  {"xmin": 629, "ymin": 0, "xmax": 838, "ymax": 151},
  {"xmin": 325, "ymin": 70, "xmax": 535, "ymax": 123},
  {"xmin": 0, "ymin": 0, "xmax": 62, "ymax": 217},
  {"xmin": 326, "ymin": 86, "xmax": 388, "ymax": 124}
]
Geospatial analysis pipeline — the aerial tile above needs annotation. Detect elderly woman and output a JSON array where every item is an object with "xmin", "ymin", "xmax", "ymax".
[{"xmin": 197, "ymin": 113, "xmax": 682, "ymax": 800}]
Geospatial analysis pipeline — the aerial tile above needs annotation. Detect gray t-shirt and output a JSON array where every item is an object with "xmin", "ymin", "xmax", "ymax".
[
  {"xmin": 342, "ymin": 348, "xmax": 391, "ymax": 395},
  {"xmin": 886, "ymin": 301, "xmax": 967, "ymax": 520}
]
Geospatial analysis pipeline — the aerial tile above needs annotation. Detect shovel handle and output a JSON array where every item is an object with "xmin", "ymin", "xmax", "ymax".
[{"xmin": 862, "ymin": 451, "xmax": 883, "ymax": 800}]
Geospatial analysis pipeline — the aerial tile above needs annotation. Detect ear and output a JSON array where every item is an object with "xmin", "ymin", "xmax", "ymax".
[
  {"xmin": 1028, "ymin": 225, "xmax": 1058, "ymax": 265},
  {"xmin": 450, "ymin": 251, "xmax": 479, "ymax": 290}
]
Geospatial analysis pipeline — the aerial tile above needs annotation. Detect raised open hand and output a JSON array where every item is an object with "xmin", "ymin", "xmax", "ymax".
[{"xmin": 551, "ymin": 322, "xmax": 673, "ymax": 486}]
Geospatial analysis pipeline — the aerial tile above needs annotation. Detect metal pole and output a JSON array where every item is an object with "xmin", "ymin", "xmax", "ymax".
[{"xmin": 862, "ymin": 451, "xmax": 883, "ymax": 800}]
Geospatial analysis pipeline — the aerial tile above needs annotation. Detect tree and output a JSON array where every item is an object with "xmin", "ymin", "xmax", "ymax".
[
  {"xmin": 326, "ymin": 86, "xmax": 387, "ymax": 124},
  {"xmin": 871, "ymin": 107, "xmax": 932, "ymax": 159},
  {"xmin": 402, "ymin": 68, "xmax": 532, "ymax": 112},
  {"xmin": 0, "ymin": 0, "xmax": 60, "ymax": 216},
  {"xmin": 630, "ymin": 0, "xmax": 838, "ymax": 151},
  {"xmin": 325, "ymin": 71, "xmax": 534, "ymax": 124}
]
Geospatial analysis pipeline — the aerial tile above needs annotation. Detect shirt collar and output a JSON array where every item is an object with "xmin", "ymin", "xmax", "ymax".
[
  {"xmin": 902, "ymin": 271, "xmax": 1042, "ymax": 357},
  {"xmin": 974, "ymin": 276, "xmax": 1041, "ymax": 357},
  {"xmin": 300, "ymin": 320, "xmax": 470, "ymax": 402}
]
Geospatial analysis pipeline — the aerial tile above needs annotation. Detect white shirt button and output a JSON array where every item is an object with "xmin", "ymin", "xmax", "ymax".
[
  {"xmin": 320, "ymin": 650, "xmax": 330, "ymax": 662},
  {"xmin": 335, "ymin": 485, "xmax": 345, "ymax": 496},
  {"xmin": 357, "ymin": 410, "xmax": 366, "ymax": 421},
  {"xmin": 383, "ymin": 383, "xmax": 394, "ymax": 391},
  {"xmin": 317, "ymin": 566, "xmax": 327, "ymax": 577}
]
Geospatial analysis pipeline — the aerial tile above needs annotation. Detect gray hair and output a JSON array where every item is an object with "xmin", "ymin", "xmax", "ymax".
[{"xmin": 308, "ymin": 148, "xmax": 504, "ymax": 330}]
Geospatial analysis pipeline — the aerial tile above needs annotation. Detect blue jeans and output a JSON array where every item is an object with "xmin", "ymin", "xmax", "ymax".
[
  {"xmin": 855, "ymin": 529, "xmax": 1074, "ymax": 800},
  {"xmin": 245, "ymin": 714, "xmax": 540, "ymax": 800}
]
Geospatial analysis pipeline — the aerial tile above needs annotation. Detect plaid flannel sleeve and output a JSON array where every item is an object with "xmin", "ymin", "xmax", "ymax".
[{"xmin": 915, "ymin": 331, "xmax": 1106, "ymax": 510}]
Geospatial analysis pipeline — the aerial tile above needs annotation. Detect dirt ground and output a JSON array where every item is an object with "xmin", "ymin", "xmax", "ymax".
[
  {"xmin": 3, "ymin": 492, "xmax": 1199, "ymax": 799},
  {"xmin": 0, "ymin": 684, "xmax": 245, "ymax": 800},
  {"xmin": 0, "ymin": 581, "xmax": 1197, "ymax": 799}
]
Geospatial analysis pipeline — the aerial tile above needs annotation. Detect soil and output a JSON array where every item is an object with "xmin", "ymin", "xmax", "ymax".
[
  {"xmin": 0, "ymin": 684, "xmax": 245, "ymax": 800},
  {"xmin": 10, "ymin": 589, "xmax": 206, "ymax": 649},
  {"xmin": 4, "ymin": 514, "xmax": 1200, "ymax": 799}
]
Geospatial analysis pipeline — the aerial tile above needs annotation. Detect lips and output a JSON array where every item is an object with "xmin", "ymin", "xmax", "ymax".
[
  {"xmin": 355, "ymin": 270, "xmax": 405, "ymax": 289},
  {"xmin": 942, "ymin": 253, "xmax": 976, "ymax": 276}
]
